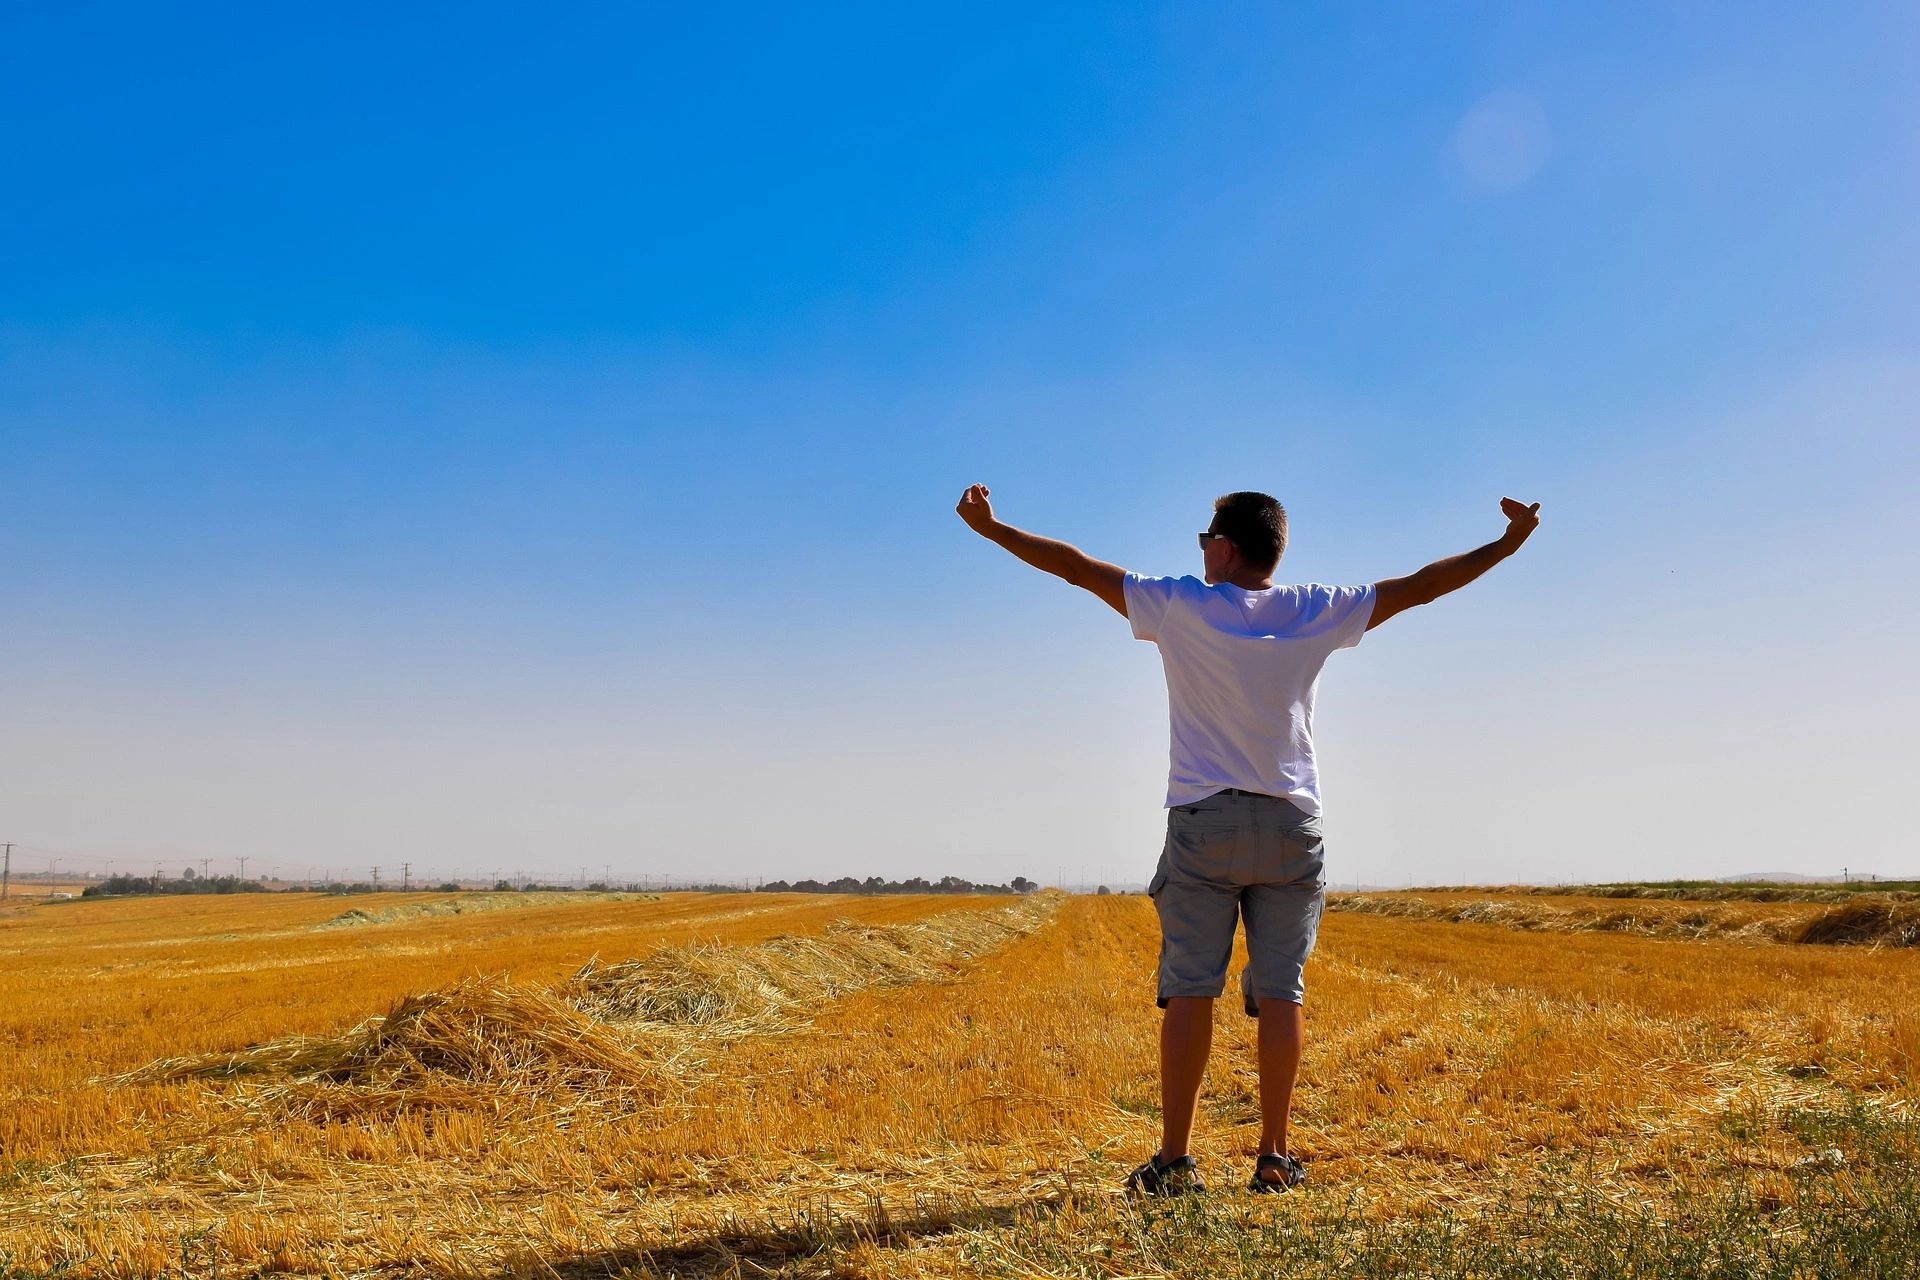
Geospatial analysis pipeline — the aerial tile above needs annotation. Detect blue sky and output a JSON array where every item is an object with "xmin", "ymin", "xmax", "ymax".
[{"xmin": 4, "ymin": 3, "xmax": 1917, "ymax": 888}]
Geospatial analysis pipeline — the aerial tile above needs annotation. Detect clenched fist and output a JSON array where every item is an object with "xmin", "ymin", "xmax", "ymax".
[
  {"xmin": 1499, "ymin": 496, "xmax": 1541, "ymax": 549},
  {"xmin": 956, "ymin": 483, "xmax": 996, "ymax": 534}
]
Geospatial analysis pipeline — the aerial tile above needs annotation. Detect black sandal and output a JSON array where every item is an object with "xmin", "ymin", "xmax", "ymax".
[
  {"xmin": 1250, "ymin": 1152, "xmax": 1307, "ymax": 1192},
  {"xmin": 1126, "ymin": 1151, "xmax": 1205, "ymax": 1197}
]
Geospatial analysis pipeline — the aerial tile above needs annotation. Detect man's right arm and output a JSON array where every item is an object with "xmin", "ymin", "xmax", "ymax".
[
  {"xmin": 955, "ymin": 483, "xmax": 1128, "ymax": 618},
  {"xmin": 1369, "ymin": 497, "xmax": 1541, "ymax": 631}
]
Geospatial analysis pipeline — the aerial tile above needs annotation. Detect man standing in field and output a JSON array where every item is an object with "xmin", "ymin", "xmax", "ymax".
[{"xmin": 955, "ymin": 483, "xmax": 1540, "ymax": 1194}]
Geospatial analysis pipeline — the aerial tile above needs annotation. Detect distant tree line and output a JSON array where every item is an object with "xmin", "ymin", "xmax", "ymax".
[
  {"xmin": 82, "ymin": 874, "xmax": 269, "ymax": 898},
  {"xmin": 484, "ymin": 880, "xmax": 744, "ymax": 894},
  {"xmin": 756, "ymin": 875, "xmax": 1039, "ymax": 895},
  {"xmin": 77, "ymin": 872, "xmax": 1033, "ymax": 899}
]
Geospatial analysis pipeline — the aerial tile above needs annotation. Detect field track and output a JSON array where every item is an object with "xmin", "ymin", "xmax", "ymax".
[{"xmin": 3, "ymin": 890, "xmax": 1916, "ymax": 1277}]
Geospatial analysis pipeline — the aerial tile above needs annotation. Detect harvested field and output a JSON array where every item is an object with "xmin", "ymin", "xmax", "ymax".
[{"xmin": 3, "ymin": 890, "xmax": 1917, "ymax": 1278}]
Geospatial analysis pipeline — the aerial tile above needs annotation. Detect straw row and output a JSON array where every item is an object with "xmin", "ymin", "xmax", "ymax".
[
  {"xmin": 1328, "ymin": 892, "xmax": 1920, "ymax": 947},
  {"xmin": 314, "ymin": 890, "xmax": 659, "ymax": 930}
]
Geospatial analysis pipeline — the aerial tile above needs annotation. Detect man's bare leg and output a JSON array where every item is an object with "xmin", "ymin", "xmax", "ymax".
[
  {"xmin": 1255, "ymin": 996, "xmax": 1305, "ymax": 1176},
  {"xmin": 1158, "ymin": 996, "xmax": 1214, "ymax": 1159}
]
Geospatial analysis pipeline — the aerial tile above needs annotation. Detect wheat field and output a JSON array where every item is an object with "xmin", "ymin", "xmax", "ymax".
[{"xmin": 2, "ymin": 886, "xmax": 1916, "ymax": 1278}]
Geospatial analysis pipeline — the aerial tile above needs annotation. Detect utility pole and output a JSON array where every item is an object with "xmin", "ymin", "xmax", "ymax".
[
  {"xmin": 401, "ymin": 862, "xmax": 411, "ymax": 891},
  {"xmin": 237, "ymin": 856, "xmax": 248, "ymax": 882},
  {"xmin": 372, "ymin": 866, "xmax": 381, "ymax": 892},
  {"xmin": 2, "ymin": 843, "xmax": 11, "ymax": 900},
  {"xmin": 201, "ymin": 858, "xmax": 211, "ymax": 881}
]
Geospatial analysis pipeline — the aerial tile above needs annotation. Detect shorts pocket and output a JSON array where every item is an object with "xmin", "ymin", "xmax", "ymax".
[
  {"xmin": 1168, "ymin": 803, "xmax": 1240, "ymax": 845},
  {"xmin": 1165, "ymin": 824, "xmax": 1240, "ymax": 887},
  {"xmin": 1146, "ymin": 849, "xmax": 1171, "ymax": 899}
]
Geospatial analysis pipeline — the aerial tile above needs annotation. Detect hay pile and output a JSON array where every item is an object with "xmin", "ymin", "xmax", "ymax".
[
  {"xmin": 123, "ymin": 980, "xmax": 696, "ymax": 1119},
  {"xmin": 1791, "ymin": 900, "xmax": 1920, "ymax": 947},
  {"xmin": 119, "ymin": 894, "xmax": 1061, "ymax": 1118}
]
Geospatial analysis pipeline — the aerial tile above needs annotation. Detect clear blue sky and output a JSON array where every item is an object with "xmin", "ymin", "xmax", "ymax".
[{"xmin": 4, "ymin": 3, "xmax": 1916, "ymax": 887}]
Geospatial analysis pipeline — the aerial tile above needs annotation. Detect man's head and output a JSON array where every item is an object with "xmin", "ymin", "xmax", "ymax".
[{"xmin": 1202, "ymin": 491, "xmax": 1287, "ymax": 584}]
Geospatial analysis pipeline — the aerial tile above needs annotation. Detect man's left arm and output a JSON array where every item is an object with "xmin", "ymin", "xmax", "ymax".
[
  {"xmin": 1368, "ymin": 497, "xmax": 1541, "ymax": 631},
  {"xmin": 955, "ymin": 483, "xmax": 1128, "ymax": 618}
]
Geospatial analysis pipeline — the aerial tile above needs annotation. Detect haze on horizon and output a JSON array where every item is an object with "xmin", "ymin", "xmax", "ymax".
[{"xmin": 4, "ymin": 3, "xmax": 1917, "ymax": 891}]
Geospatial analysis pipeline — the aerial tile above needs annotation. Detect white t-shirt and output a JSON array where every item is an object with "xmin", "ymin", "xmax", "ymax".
[{"xmin": 1123, "ymin": 574, "xmax": 1375, "ymax": 814}]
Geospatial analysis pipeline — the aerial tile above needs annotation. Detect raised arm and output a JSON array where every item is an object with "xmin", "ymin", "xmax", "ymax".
[
  {"xmin": 955, "ymin": 483, "xmax": 1128, "ymax": 618},
  {"xmin": 1369, "ymin": 497, "xmax": 1541, "ymax": 631}
]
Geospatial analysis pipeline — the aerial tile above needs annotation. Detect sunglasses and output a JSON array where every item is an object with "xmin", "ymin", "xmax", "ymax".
[{"xmin": 1198, "ymin": 532, "xmax": 1229, "ymax": 550}]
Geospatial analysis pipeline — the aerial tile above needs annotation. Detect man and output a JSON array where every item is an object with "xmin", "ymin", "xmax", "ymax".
[{"xmin": 954, "ymin": 483, "xmax": 1540, "ymax": 1195}]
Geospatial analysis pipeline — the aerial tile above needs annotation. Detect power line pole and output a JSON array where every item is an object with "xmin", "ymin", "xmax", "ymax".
[
  {"xmin": 372, "ymin": 866, "xmax": 381, "ymax": 892},
  {"xmin": 401, "ymin": 862, "xmax": 411, "ymax": 891},
  {"xmin": 200, "ymin": 858, "xmax": 211, "ymax": 880},
  {"xmin": 237, "ymin": 856, "xmax": 248, "ymax": 882},
  {"xmin": 2, "ymin": 843, "xmax": 11, "ymax": 900}
]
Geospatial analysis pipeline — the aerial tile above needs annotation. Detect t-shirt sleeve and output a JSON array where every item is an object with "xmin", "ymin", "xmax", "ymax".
[
  {"xmin": 1320, "ymin": 583, "xmax": 1376, "ymax": 650},
  {"xmin": 1122, "ymin": 572, "xmax": 1180, "ymax": 643}
]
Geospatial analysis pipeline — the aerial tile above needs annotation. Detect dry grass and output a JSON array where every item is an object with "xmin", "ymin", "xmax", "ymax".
[{"xmin": 3, "ymin": 889, "xmax": 1916, "ymax": 1277}]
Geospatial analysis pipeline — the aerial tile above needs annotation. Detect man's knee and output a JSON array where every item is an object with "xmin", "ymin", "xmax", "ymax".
[{"xmin": 1255, "ymin": 996, "xmax": 1305, "ymax": 1032}]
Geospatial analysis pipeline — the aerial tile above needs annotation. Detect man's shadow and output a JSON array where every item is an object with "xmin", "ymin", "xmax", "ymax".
[{"xmin": 490, "ymin": 1191, "xmax": 1069, "ymax": 1279}]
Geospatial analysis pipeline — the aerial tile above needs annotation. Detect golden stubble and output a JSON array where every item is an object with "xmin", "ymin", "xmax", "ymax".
[{"xmin": 2, "ymin": 890, "xmax": 1915, "ymax": 1277}]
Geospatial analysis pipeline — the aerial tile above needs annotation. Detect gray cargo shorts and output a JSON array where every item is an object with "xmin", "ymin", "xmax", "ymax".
[{"xmin": 1146, "ymin": 788, "xmax": 1327, "ymax": 1015}]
